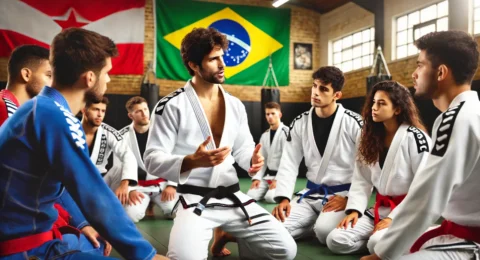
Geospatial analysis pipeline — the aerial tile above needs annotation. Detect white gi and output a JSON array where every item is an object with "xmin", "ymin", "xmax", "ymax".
[
  {"xmin": 275, "ymin": 104, "xmax": 362, "ymax": 244},
  {"xmin": 90, "ymin": 123, "xmax": 137, "ymax": 192},
  {"xmin": 247, "ymin": 123, "xmax": 289, "ymax": 203},
  {"xmin": 144, "ymin": 81, "xmax": 297, "ymax": 260},
  {"xmin": 326, "ymin": 124, "xmax": 431, "ymax": 254},
  {"xmin": 109, "ymin": 124, "xmax": 179, "ymax": 222},
  {"xmin": 374, "ymin": 91, "xmax": 480, "ymax": 260}
]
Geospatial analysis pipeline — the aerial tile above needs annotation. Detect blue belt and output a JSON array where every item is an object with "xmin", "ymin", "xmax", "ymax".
[{"xmin": 297, "ymin": 180, "xmax": 351, "ymax": 205}]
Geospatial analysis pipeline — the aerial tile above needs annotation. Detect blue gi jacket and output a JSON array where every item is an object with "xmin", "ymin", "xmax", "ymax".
[{"xmin": 0, "ymin": 87, "xmax": 155, "ymax": 260}]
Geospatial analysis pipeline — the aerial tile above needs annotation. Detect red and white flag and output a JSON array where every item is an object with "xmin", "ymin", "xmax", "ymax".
[{"xmin": 0, "ymin": 0, "xmax": 145, "ymax": 75}]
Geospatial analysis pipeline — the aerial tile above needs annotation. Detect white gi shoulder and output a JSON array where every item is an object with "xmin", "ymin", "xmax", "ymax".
[
  {"xmin": 406, "ymin": 126, "xmax": 430, "ymax": 154},
  {"xmin": 154, "ymin": 87, "xmax": 186, "ymax": 116},
  {"xmin": 118, "ymin": 125, "xmax": 130, "ymax": 137},
  {"xmin": 431, "ymin": 101, "xmax": 465, "ymax": 157},
  {"xmin": 287, "ymin": 110, "xmax": 310, "ymax": 141},
  {"xmin": 343, "ymin": 108, "xmax": 364, "ymax": 129},
  {"xmin": 101, "ymin": 123, "xmax": 123, "ymax": 141}
]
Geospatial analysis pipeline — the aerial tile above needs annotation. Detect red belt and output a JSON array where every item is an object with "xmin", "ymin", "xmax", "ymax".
[
  {"xmin": 374, "ymin": 193, "xmax": 406, "ymax": 225},
  {"xmin": 0, "ymin": 203, "xmax": 81, "ymax": 256},
  {"xmin": 410, "ymin": 220, "xmax": 480, "ymax": 253},
  {"xmin": 0, "ymin": 225, "xmax": 80, "ymax": 256},
  {"xmin": 138, "ymin": 178, "xmax": 166, "ymax": 187}
]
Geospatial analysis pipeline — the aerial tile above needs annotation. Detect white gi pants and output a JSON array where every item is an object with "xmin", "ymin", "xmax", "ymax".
[
  {"xmin": 167, "ymin": 199, "xmax": 297, "ymax": 260},
  {"xmin": 398, "ymin": 236, "xmax": 479, "ymax": 260},
  {"xmin": 103, "ymin": 172, "xmax": 178, "ymax": 222},
  {"xmin": 283, "ymin": 195, "xmax": 345, "ymax": 244},
  {"xmin": 246, "ymin": 180, "xmax": 276, "ymax": 204},
  {"xmin": 326, "ymin": 213, "xmax": 387, "ymax": 254}
]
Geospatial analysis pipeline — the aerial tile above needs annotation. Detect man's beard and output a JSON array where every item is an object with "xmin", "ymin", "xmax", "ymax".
[
  {"xmin": 135, "ymin": 119, "xmax": 150, "ymax": 126},
  {"xmin": 86, "ymin": 116, "xmax": 102, "ymax": 127},
  {"xmin": 84, "ymin": 79, "xmax": 104, "ymax": 103},
  {"xmin": 199, "ymin": 67, "xmax": 224, "ymax": 84},
  {"xmin": 25, "ymin": 79, "xmax": 43, "ymax": 98},
  {"xmin": 414, "ymin": 75, "xmax": 438, "ymax": 99}
]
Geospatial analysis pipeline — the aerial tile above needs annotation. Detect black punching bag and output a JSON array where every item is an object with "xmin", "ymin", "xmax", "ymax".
[
  {"xmin": 140, "ymin": 83, "xmax": 159, "ymax": 113},
  {"xmin": 140, "ymin": 63, "xmax": 159, "ymax": 113},
  {"xmin": 366, "ymin": 74, "xmax": 392, "ymax": 94},
  {"xmin": 260, "ymin": 88, "xmax": 280, "ymax": 131}
]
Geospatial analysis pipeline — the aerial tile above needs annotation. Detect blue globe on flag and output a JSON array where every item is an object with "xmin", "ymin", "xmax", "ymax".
[{"xmin": 209, "ymin": 19, "xmax": 250, "ymax": 67}]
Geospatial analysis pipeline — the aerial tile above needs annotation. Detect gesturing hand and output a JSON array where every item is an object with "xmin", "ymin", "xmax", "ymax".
[
  {"xmin": 181, "ymin": 136, "xmax": 231, "ymax": 172},
  {"xmin": 249, "ymin": 144, "xmax": 264, "ymax": 174}
]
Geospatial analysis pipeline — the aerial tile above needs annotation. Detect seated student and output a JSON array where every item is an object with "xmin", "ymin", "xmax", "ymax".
[
  {"xmin": 326, "ymin": 81, "xmax": 431, "ymax": 255},
  {"xmin": 81, "ymin": 96, "xmax": 144, "ymax": 210},
  {"xmin": 112, "ymin": 96, "xmax": 178, "ymax": 222},
  {"xmin": 363, "ymin": 30, "xmax": 480, "ymax": 260},
  {"xmin": 247, "ymin": 102, "xmax": 289, "ymax": 203},
  {"xmin": 272, "ymin": 66, "xmax": 363, "ymax": 244}
]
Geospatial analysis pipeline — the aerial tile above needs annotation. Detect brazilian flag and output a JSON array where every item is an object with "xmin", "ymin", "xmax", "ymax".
[{"xmin": 155, "ymin": 0, "xmax": 290, "ymax": 86}]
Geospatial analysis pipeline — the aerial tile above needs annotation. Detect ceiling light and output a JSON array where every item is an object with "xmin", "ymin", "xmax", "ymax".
[{"xmin": 272, "ymin": 0, "xmax": 289, "ymax": 8}]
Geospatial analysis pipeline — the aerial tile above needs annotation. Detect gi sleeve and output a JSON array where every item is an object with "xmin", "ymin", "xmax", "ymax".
[
  {"xmin": 274, "ymin": 119, "xmax": 304, "ymax": 202},
  {"xmin": 108, "ymin": 130, "xmax": 138, "ymax": 185},
  {"xmin": 144, "ymin": 103, "xmax": 188, "ymax": 184},
  {"xmin": 232, "ymin": 103, "xmax": 255, "ymax": 172},
  {"xmin": 344, "ymin": 160, "xmax": 374, "ymax": 218},
  {"xmin": 387, "ymin": 130, "xmax": 431, "ymax": 220},
  {"xmin": 56, "ymin": 190, "xmax": 89, "ymax": 229}
]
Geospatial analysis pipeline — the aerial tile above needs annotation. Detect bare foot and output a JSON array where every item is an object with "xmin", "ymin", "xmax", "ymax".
[
  {"xmin": 211, "ymin": 228, "xmax": 235, "ymax": 257},
  {"xmin": 145, "ymin": 202, "xmax": 155, "ymax": 217}
]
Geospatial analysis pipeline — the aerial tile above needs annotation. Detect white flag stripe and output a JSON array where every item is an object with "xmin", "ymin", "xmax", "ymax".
[
  {"xmin": 0, "ymin": 0, "xmax": 61, "ymax": 44},
  {"xmin": 83, "ymin": 8, "xmax": 144, "ymax": 43},
  {"xmin": 0, "ymin": 1, "xmax": 144, "ymax": 45}
]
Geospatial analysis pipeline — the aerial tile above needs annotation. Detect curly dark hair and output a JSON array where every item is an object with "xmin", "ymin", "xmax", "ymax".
[
  {"xmin": 415, "ymin": 31, "xmax": 479, "ymax": 85},
  {"xmin": 312, "ymin": 66, "xmax": 345, "ymax": 92},
  {"xmin": 358, "ymin": 81, "xmax": 426, "ymax": 165},
  {"xmin": 180, "ymin": 27, "xmax": 228, "ymax": 76}
]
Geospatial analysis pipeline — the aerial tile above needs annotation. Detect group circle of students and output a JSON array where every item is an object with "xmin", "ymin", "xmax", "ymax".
[{"xmin": 0, "ymin": 26, "xmax": 479, "ymax": 260}]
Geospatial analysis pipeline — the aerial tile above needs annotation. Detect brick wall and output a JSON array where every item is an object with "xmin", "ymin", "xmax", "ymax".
[
  {"xmin": 111, "ymin": 0, "xmax": 322, "ymax": 103},
  {"xmin": 1, "ymin": 0, "xmax": 479, "ymax": 101}
]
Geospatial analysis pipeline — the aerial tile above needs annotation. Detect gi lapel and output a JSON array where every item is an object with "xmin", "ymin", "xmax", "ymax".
[
  {"xmin": 90, "ymin": 126, "xmax": 104, "ymax": 165},
  {"xmin": 128, "ymin": 123, "xmax": 146, "ymax": 171},
  {"xmin": 378, "ymin": 124, "xmax": 409, "ymax": 192}
]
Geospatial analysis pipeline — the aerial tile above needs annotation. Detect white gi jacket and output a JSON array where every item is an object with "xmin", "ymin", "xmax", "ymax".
[
  {"xmin": 116, "ymin": 123, "xmax": 177, "ymax": 190},
  {"xmin": 252, "ymin": 122, "xmax": 289, "ymax": 181},
  {"xmin": 90, "ymin": 123, "xmax": 137, "ymax": 183},
  {"xmin": 275, "ymin": 104, "xmax": 363, "ymax": 200},
  {"xmin": 346, "ymin": 124, "xmax": 431, "ymax": 220},
  {"xmin": 144, "ymin": 81, "xmax": 256, "ymax": 205}
]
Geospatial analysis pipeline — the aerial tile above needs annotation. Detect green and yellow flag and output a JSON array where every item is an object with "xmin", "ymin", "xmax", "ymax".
[{"xmin": 155, "ymin": 0, "xmax": 290, "ymax": 86}]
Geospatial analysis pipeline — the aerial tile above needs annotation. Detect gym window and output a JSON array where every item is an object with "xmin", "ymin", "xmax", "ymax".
[
  {"xmin": 332, "ymin": 27, "xmax": 375, "ymax": 73},
  {"xmin": 394, "ymin": 1, "xmax": 448, "ymax": 60},
  {"xmin": 474, "ymin": 0, "xmax": 480, "ymax": 34}
]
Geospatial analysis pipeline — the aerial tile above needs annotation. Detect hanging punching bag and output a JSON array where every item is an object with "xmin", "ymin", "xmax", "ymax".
[
  {"xmin": 140, "ymin": 83, "xmax": 159, "ymax": 113},
  {"xmin": 140, "ymin": 63, "xmax": 159, "ymax": 113},
  {"xmin": 260, "ymin": 88, "xmax": 280, "ymax": 131}
]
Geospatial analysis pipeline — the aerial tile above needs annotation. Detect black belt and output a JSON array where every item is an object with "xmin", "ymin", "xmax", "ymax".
[
  {"xmin": 177, "ymin": 183, "xmax": 252, "ymax": 225},
  {"xmin": 266, "ymin": 168, "xmax": 277, "ymax": 176}
]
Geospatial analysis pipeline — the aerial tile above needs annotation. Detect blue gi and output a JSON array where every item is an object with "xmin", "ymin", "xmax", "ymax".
[{"xmin": 0, "ymin": 87, "xmax": 156, "ymax": 259}]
